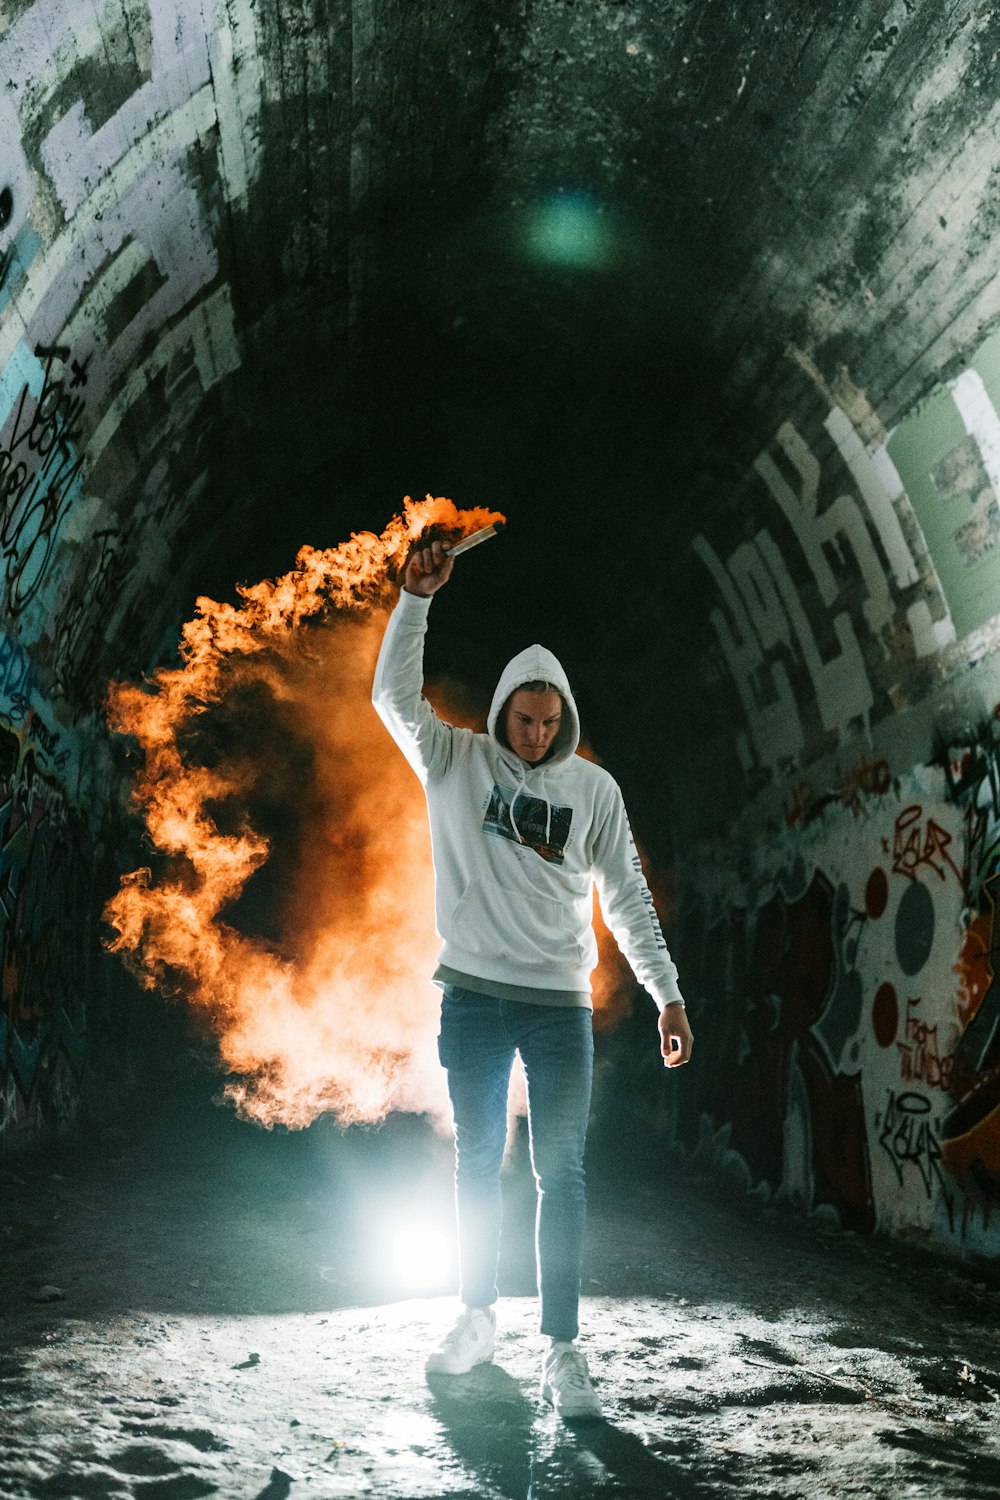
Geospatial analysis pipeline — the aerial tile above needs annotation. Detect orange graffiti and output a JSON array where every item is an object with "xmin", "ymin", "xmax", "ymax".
[
  {"xmin": 954, "ymin": 908, "xmax": 994, "ymax": 1030},
  {"xmin": 940, "ymin": 1075, "xmax": 1000, "ymax": 1196},
  {"xmin": 784, "ymin": 781, "xmax": 821, "ymax": 828},
  {"xmin": 784, "ymin": 758, "xmax": 891, "ymax": 828}
]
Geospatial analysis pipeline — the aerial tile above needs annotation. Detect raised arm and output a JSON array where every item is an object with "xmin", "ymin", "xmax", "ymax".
[{"xmin": 372, "ymin": 539, "xmax": 456, "ymax": 783}]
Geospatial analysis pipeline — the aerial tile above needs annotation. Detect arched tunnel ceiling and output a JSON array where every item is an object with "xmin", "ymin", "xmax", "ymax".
[
  {"xmin": 2, "ymin": 0, "xmax": 1000, "ymax": 838},
  {"xmin": 7, "ymin": 0, "xmax": 1000, "ymax": 1259}
]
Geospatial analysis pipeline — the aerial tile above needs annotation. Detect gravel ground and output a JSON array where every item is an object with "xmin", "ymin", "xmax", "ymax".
[{"xmin": 1, "ymin": 1087, "xmax": 999, "ymax": 1500}]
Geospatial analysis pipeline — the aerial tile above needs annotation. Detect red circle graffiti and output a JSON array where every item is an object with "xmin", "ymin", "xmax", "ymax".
[
  {"xmin": 872, "ymin": 982, "xmax": 898, "ymax": 1048},
  {"xmin": 865, "ymin": 867, "xmax": 889, "ymax": 920}
]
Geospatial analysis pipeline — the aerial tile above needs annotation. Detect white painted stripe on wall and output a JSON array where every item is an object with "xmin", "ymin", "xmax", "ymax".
[
  {"xmin": 825, "ymin": 406, "xmax": 920, "ymax": 589},
  {"xmin": 948, "ymin": 367, "xmax": 1000, "ymax": 505},
  {"xmin": 86, "ymin": 283, "xmax": 238, "ymax": 469},
  {"xmin": 57, "ymin": 240, "xmax": 151, "ymax": 354},
  {"xmin": 0, "ymin": 87, "xmax": 216, "ymax": 374},
  {"xmin": 209, "ymin": 0, "xmax": 263, "ymax": 205}
]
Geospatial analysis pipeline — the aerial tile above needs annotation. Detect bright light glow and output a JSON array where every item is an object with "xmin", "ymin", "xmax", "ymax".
[
  {"xmin": 523, "ymin": 190, "xmax": 612, "ymax": 270},
  {"xmin": 386, "ymin": 1219, "xmax": 455, "ymax": 1293}
]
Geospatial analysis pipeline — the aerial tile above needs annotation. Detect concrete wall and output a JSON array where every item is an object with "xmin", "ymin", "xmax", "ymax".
[
  {"xmin": 0, "ymin": 0, "xmax": 261, "ymax": 1138},
  {"xmin": 0, "ymin": 0, "xmax": 526, "ymax": 1142},
  {"xmin": 667, "ymin": 331, "xmax": 1000, "ymax": 1257}
]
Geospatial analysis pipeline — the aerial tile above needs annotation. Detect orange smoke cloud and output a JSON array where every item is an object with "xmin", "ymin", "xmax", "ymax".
[
  {"xmin": 105, "ymin": 494, "xmax": 641, "ymax": 1131},
  {"xmin": 104, "ymin": 496, "xmax": 502, "ymax": 1129}
]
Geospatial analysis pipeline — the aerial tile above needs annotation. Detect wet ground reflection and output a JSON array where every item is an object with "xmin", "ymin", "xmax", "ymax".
[
  {"xmin": 429, "ymin": 1361, "xmax": 714, "ymax": 1499},
  {"xmin": 1, "ymin": 1097, "xmax": 999, "ymax": 1497},
  {"xmin": 428, "ymin": 1365, "xmax": 535, "ymax": 1498}
]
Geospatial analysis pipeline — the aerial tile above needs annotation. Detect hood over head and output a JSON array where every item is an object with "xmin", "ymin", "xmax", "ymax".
[{"xmin": 487, "ymin": 644, "xmax": 580, "ymax": 767}]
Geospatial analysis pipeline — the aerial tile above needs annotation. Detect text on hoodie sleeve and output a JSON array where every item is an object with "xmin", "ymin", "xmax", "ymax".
[{"xmin": 590, "ymin": 783, "xmax": 685, "ymax": 1012}]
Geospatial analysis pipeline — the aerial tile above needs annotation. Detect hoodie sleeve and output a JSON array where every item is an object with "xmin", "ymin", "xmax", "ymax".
[
  {"xmin": 372, "ymin": 590, "xmax": 454, "ymax": 783},
  {"xmin": 592, "ymin": 786, "xmax": 685, "ymax": 1012}
]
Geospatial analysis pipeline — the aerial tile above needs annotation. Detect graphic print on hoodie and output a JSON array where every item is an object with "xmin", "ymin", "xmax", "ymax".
[{"xmin": 482, "ymin": 784, "xmax": 574, "ymax": 865}]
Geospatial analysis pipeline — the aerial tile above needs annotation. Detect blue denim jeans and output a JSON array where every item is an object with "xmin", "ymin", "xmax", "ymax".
[{"xmin": 437, "ymin": 985, "xmax": 594, "ymax": 1342}]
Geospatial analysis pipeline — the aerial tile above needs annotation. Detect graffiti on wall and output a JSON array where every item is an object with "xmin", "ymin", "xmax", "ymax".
[
  {"xmin": 0, "ymin": 342, "xmax": 88, "ymax": 624},
  {"xmin": 693, "ymin": 330, "xmax": 1000, "ymax": 783},
  {"xmin": 0, "ymin": 0, "xmax": 264, "ymax": 1133},
  {"xmin": 784, "ymin": 754, "xmax": 891, "ymax": 828},
  {"xmin": 0, "ymin": 671, "xmax": 93, "ymax": 1136},
  {"xmin": 680, "ymin": 319, "xmax": 1000, "ymax": 1255},
  {"xmin": 925, "ymin": 735, "xmax": 1000, "ymax": 1226},
  {"xmin": 877, "ymin": 1090, "xmax": 952, "ymax": 1210},
  {"xmin": 676, "ymin": 758, "xmax": 1000, "ymax": 1252},
  {"xmin": 0, "ymin": 0, "xmax": 259, "ymax": 709},
  {"xmin": 682, "ymin": 869, "xmax": 876, "ymax": 1231}
]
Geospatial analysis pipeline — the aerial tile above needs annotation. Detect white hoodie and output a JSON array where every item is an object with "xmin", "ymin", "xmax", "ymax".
[{"xmin": 372, "ymin": 590, "xmax": 685, "ymax": 1011}]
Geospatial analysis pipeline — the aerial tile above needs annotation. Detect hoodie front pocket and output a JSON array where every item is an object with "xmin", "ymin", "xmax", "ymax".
[{"xmin": 450, "ymin": 879, "xmax": 585, "ymax": 969}]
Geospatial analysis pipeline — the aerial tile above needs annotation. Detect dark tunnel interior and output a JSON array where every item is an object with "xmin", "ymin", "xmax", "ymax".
[{"xmin": 3, "ymin": 1, "xmax": 1000, "ymax": 1494}]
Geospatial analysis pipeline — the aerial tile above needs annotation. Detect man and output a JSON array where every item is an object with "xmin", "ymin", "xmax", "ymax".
[{"xmin": 373, "ymin": 537, "xmax": 692, "ymax": 1420}]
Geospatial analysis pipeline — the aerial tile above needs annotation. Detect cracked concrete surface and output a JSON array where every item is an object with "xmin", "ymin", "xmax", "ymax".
[{"xmin": 1, "ymin": 1091, "xmax": 999, "ymax": 1499}]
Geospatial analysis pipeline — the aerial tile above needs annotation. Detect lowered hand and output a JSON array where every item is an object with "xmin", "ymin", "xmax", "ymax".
[{"xmin": 658, "ymin": 1003, "xmax": 693, "ymax": 1068}]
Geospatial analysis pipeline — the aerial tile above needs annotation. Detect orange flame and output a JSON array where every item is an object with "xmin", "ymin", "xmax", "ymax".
[{"xmin": 104, "ymin": 496, "xmax": 502, "ymax": 1129}]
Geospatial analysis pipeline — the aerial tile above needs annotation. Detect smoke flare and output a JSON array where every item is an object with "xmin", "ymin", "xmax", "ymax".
[{"xmin": 104, "ymin": 496, "xmax": 503, "ymax": 1129}]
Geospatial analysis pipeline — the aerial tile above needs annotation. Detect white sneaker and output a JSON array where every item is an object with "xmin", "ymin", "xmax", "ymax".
[
  {"xmin": 425, "ymin": 1306, "xmax": 497, "ymax": 1375},
  {"xmin": 541, "ymin": 1344, "xmax": 603, "ymax": 1419}
]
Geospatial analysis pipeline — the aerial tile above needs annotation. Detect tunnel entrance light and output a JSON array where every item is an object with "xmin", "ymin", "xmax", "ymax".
[{"xmin": 383, "ymin": 1216, "xmax": 455, "ymax": 1294}]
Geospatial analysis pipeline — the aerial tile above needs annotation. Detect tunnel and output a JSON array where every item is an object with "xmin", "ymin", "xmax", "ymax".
[{"xmin": 3, "ymin": 1, "xmax": 1000, "ymax": 1495}]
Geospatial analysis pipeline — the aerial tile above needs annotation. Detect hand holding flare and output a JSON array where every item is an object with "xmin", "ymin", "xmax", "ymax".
[
  {"xmin": 405, "ymin": 522, "xmax": 504, "ymax": 597},
  {"xmin": 405, "ymin": 539, "xmax": 453, "ymax": 597}
]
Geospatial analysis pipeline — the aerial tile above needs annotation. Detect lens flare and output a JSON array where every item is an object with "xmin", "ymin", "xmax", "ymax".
[
  {"xmin": 385, "ymin": 1218, "xmax": 456, "ymax": 1293},
  {"xmin": 523, "ymin": 191, "xmax": 612, "ymax": 271}
]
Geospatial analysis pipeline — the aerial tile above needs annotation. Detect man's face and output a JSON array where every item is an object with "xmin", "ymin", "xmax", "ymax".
[{"xmin": 505, "ymin": 688, "xmax": 563, "ymax": 764}]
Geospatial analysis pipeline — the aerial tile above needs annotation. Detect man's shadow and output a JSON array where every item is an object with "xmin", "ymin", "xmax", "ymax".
[
  {"xmin": 427, "ymin": 1364, "xmax": 702, "ymax": 1499},
  {"xmin": 427, "ymin": 1364, "xmax": 535, "ymax": 1499}
]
